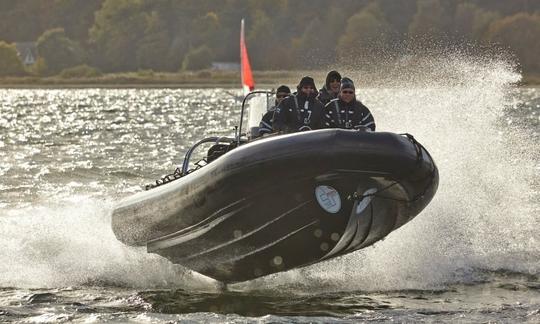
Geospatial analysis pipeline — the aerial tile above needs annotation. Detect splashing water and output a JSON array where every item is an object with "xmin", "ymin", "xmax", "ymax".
[
  {"xmin": 0, "ymin": 53, "xmax": 538, "ymax": 295},
  {"xmin": 235, "ymin": 53, "xmax": 539, "ymax": 292},
  {"xmin": 0, "ymin": 197, "xmax": 219, "ymax": 290}
]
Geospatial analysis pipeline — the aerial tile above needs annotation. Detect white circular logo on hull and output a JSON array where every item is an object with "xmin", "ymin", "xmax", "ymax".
[{"xmin": 315, "ymin": 185, "xmax": 341, "ymax": 213}]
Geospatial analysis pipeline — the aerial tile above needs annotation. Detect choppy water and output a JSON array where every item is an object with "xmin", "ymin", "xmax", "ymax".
[{"xmin": 1, "ymin": 55, "xmax": 539, "ymax": 322}]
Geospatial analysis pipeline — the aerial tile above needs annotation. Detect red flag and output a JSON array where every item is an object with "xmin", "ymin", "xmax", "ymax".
[{"xmin": 240, "ymin": 19, "xmax": 255, "ymax": 94}]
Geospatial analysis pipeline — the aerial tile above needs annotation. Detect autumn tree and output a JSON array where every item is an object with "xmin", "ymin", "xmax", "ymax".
[
  {"xmin": 454, "ymin": 2, "xmax": 501, "ymax": 40},
  {"xmin": 486, "ymin": 13, "xmax": 540, "ymax": 73},
  {"xmin": 0, "ymin": 41, "xmax": 25, "ymax": 76},
  {"xmin": 408, "ymin": 0, "xmax": 454, "ymax": 39}
]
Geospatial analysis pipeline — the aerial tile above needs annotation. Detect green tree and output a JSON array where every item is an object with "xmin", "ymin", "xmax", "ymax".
[
  {"xmin": 473, "ymin": 0, "xmax": 540, "ymax": 16},
  {"xmin": 2, "ymin": 0, "xmax": 540, "ymax": 73},
  {"xmin": 89, "ymin": 0, "xmax": 147, "ymax": 72},
  {"xmin": 0, "ymin": 41, "xmax": 25, "ymax": 76},
  {"xmin": 290, "ymin": 17, "xmax": 325, "ymax": 68},
  {"xmin": 182, "ymin": 45, "xmax": 213, "ymax": 70},
  {"xmin": 50, "ymin": 0, "xmax": 103, "ymax": 42},
  {"xmin": 36, "ymin": 28, "xmax": 86, "ymax": 75},
  {"xmin": 408, "ymin": 0, "xmax": 454, "ymax": 39},
  {"xmin": 377, "ymin": 0, "xmax": 418, "ymax": 36},
  {"xmin": 290, "ymin": 7, "xmax": 349, "ymax": 68},
  {"xmin": 136, "ymin": 11, "xmax": 171, "ymax": 71},
  {"xmin": 190, "ymin": 12, "xmax": 221, "ymax": 49},
  {"xmin": 246, "ymin": 10, "xmax": 291, "ymax": 69},
  {"xmin": 337, "ymin": 3, "xmax": 395, "ymax": 63},
  {"xmin": 454, "ymin": 3, "xmax": 501, "ymax": 40},
  {"xmin": 165, "ymin": 0, "xmax": 204, "ymax": 63},
  {"xmin": 0, "ymin": 0, "xmax": 56, "ymax": 43},
  {"xmin": 486, "ymin": 13, "xmax": 540, "ymax": 73}
]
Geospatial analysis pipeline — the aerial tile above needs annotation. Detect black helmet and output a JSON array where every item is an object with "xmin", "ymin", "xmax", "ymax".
[{"xmin": 276, "ymin": 85, "xmax": 291, "ymax": 94}]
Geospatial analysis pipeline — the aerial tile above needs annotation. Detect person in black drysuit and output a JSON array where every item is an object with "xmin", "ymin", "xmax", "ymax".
[
  {"xmin": 323, "ymin": 77, "xmax": 375, "ymax": 131},
  {"xmin": 273, "ymin": 76, "xmax": 325, "ymax": 133},
  {"xmin": 317, "ymin": 70, "xmax": 341, "ymax": 105},
  {"xmin": 258, "ymin": 85, "xmax": 291, "ymax": 136}
]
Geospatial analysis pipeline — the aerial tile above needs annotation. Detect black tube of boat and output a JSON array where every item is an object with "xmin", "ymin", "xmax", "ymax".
[{"xmin": 237, "ymin": 90, "xmax": 274, "ymax": 145}]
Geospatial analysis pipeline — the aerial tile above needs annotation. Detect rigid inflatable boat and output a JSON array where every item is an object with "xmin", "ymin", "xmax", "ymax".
[{"xmin": 111, "ymin": 114, "xmax": 438, "ymax": 282}]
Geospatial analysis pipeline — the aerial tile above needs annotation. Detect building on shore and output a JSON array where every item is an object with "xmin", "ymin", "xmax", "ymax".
[
  {"xmin": 212, "ymin": 62, "xmax": 240, "ymax": 71},
  {"xmin": 14, "ymin": 42, "xmax": 38, "ymax": 66}
]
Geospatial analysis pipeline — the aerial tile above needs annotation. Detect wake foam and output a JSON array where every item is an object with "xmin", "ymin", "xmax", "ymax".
[{"xmin": 0, "ymin": 197, "xmax": 218, "ymax": 290}]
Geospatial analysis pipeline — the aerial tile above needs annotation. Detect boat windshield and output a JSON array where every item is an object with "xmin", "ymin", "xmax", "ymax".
[{"xmin": 245, "ymin": 93, "xmax": 272, "ymax": 139}]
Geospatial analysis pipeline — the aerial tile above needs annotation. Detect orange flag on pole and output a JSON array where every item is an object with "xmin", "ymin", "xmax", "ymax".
[{"xmin": 240, "ymin": 19, "xmax": 255, "ymax": 95}]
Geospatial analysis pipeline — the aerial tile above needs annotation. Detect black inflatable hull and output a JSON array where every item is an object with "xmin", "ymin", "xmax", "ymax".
[{"xmin": 112, "ymin": 129, "xmax": 438, "ymax": 283}]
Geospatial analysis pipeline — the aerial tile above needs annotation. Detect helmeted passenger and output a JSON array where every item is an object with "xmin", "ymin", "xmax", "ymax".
[
  {"xmin": 273, "ymin": 76, "xmax": 325, "ymax": 133},
  {"xmin": 317, "ymin": 70, "xmax": 341, "ymax": 105},
  {"xmin": 323, "ymin": 77, "xmax": 375, "ymax": 131},
  {"xmin": 258, "ymin": 85, "xmax": 291, "ymax": 136}
]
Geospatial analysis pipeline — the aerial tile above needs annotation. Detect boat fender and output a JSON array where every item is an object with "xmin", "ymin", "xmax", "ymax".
[{"xmin": 355, "ymin": 188, "xmax": 378, "ymax": 214}]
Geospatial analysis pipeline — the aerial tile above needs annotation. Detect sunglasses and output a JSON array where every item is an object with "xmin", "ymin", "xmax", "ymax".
[
  {"xmin": 276, "ymin": 94, "xmax": 288, "ymax": 98},
  {"xmin": 341, "ymin": 90, "xmax": 354, "ymax": 94}
]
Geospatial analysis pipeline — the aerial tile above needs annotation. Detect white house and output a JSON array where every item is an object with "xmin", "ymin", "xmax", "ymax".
[{"xmin": 14, "ymin": 42, "xmax": 38, "ymax": 66}]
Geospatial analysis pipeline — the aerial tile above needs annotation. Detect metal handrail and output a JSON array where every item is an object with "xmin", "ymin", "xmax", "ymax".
[
  {"xmin": 180, "ymin": 91, "xmax": 273, "ymax": 175},
  {"xmin": 237, "ymin": 90, "xmax": 274, "ymax": 145},
  {"xmin": 181, "ymin": 136, "xmax": 236, "ymax": 175}
]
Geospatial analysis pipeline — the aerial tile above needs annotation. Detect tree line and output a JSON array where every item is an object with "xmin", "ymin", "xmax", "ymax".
[{"xmin": 0, "ymin": 0, "xmax": 539, "ymax": 77}]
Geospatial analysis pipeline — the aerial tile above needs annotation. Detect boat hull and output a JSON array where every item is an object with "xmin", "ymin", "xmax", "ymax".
[{"xmin": 112, "ymin": 129, "xmax": 438, "ymax": 282}]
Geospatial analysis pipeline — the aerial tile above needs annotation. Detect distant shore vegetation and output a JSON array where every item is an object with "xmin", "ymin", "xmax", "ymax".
[
  {"xmin": 0, "ymin": 70, "xmax": 308, "ymax": 88},
  {"xmin": 1, "ymin": 69, "xmax": 538, "ymax": 88},
  {"xmin": 0, "ymin": 0, "xmax": 539, "ymax": 85}
]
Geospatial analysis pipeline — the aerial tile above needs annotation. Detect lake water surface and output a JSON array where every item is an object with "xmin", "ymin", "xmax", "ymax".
[{"xmin": 1, "ymin": 58, "xmax": 539, "ymax": 322}]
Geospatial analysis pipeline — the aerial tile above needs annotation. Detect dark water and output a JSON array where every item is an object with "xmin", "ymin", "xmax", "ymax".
[{"xmin": 1, "ymin": 57, "xmax": 539, "ymax": 322}]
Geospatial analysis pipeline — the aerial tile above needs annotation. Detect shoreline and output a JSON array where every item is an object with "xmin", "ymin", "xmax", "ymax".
[
  {"xmin": 0, "ymin": 71, "xmax": 304, "ymax": 89},
  {"xmin": 0, "ymin": 70, "xmax": 538, "ymax": 88}
]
